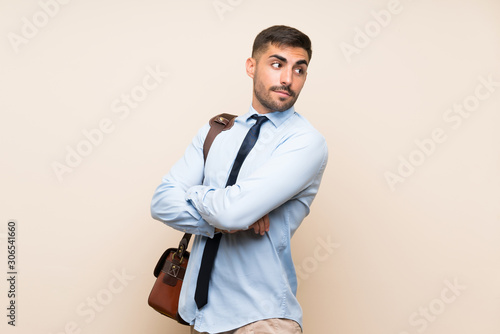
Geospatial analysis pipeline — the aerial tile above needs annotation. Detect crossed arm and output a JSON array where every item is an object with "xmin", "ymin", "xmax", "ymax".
[{"xmin": 151, "ymin": 123, "xmax": 327, "ymax": 237}]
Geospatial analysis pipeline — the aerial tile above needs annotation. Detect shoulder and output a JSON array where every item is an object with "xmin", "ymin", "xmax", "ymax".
[
  {"xmin": 286, "ymin": 111, "xmax": 327, "ymax": 149},
  {"xmin": 269, "ymin": 111, "xmax": 328, "ymax": 166},
  {"xmin": 190, "ymin": 121, "xmax": 211, "ymax": 149}
]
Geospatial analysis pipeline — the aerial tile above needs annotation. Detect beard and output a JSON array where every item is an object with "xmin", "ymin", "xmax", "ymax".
[{"xmin": 253, "ymin": 73, "xmax": 299, "ymax": 112}]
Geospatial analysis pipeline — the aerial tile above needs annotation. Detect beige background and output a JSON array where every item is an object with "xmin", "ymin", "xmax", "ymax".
[{"xmin": 1, "ymin": 0, "xmax": 499, "ymax": 333}]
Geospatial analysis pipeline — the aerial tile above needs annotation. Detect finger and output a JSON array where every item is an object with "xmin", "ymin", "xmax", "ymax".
[
  {"xmin": 255, "ymin": 215, "xmax": 268, "ymax": 235},
  {"xmin": 262, "ymin": 215, "xmax": 269, "ymax": 235},
  {"xmin": 263, "ymin": 214, "xmax": 270, "ymax": 232},
  {"xmin": 252, "ymin": 221, "xmax": 260, "ymax": 234},
  {"xmin": 256, "ymin": 216, "xmax": 267, "ymax": 235},
  {"xmin": 256, "ymin": 218, "xmax": 264, "ymax": 235}
]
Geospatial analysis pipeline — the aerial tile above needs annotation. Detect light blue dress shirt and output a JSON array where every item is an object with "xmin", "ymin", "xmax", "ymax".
[{"xmin": 151, "ymin": 105, "xmax": 328, "ymax": 333}]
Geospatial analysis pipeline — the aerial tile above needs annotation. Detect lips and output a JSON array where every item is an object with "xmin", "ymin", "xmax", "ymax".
[
  {"xmin": 273, "ymin": 90, "xmax": 291, "ymax": 97},
  {"xmin": 270, "ymin": 85, "xmax": 295, "ymax": 98}
]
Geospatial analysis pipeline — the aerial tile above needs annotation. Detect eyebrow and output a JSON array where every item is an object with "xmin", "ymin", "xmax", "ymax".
[{"xmin": 269, "ymin": 54, "xmax": 308, "ymax": 66}]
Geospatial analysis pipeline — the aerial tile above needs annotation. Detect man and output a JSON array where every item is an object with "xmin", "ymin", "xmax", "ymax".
[{"xmin": 151, "ymin": 25, "xmax": 328, "ymax": 333}]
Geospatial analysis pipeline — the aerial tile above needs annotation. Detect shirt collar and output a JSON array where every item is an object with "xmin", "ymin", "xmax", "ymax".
[{"xmin": 241, "ymin": 105, "xmax": 295, "ymax": 128}]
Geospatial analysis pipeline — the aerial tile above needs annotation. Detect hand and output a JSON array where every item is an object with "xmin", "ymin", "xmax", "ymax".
[{"xmin": 248, "ymin": 214, "xmax": 269, "ymax": 236}]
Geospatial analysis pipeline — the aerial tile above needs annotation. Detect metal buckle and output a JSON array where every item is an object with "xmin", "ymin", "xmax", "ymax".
[
  {"xmin": 167, "ymin": 263, "xmax": 180, "ymax": 277},
  {"xmin": 214, "ymin": 116, "xmax": 229, "ymax": 126},
  {"xmin": 174, "ymin": 246, "xmax": 184, "ymax": 264}
]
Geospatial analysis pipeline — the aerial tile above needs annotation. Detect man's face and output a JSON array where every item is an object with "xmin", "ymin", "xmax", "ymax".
[{"xmin": 246, "ymin": 44, "xmax": 309, "ymax": 114}]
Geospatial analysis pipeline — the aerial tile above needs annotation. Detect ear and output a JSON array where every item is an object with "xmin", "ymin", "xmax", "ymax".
[{"xmin": 245, "ymin": 57, "xmax": 256, "ymax": 79}]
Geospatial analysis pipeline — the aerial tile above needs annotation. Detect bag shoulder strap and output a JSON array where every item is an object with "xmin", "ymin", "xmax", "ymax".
[
  {"xmin": 203, "ymin": 113, "xmax": 237, "ymax": 162},
  {"xmin": 178, "ymin": 113, "xmax": 237, "ymax": 253}
]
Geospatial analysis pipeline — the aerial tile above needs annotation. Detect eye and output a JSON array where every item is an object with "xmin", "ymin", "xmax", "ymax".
[
  {"xmin": 294, "ymin": 68, "xmax": 302, "ymax": 74},
  {"xmin": 271, "ymin": 62, "xmax": 281, "ymax": 69}
]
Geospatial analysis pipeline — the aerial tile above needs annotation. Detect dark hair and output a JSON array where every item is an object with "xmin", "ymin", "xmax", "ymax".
[{"xmin": 252, "ymin": 25, "xmax": 312, "ymax": 61}]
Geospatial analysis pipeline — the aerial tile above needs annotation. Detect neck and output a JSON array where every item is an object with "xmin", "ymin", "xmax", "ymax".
[{"xmin": 251, "ymin": 97, "xmax": 273, "ymax": 115}]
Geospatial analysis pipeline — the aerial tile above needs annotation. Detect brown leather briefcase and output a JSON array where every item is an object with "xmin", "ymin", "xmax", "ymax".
[{"xmin": 148, "ymin": 236, "xmax": 190, "ymax": 325}]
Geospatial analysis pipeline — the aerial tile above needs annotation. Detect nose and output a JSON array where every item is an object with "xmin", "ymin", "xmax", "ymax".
[{"xmin": 280, "ymin": 67, "xmax": 293, "ymax": 87}]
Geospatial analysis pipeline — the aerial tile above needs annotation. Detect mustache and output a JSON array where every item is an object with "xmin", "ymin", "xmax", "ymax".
[{"xmin": 270, "ymin": 85, "xmax": 295, "ymax": 97}]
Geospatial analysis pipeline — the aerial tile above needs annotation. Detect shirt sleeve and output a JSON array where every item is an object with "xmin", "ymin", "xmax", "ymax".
[
  {"xmin": 185, "ymin": 130, "xmax": 328, "ymax": 231},
  {"xmin": 150, "ymin": 123, "xmax": 216, "ymax": 237}
]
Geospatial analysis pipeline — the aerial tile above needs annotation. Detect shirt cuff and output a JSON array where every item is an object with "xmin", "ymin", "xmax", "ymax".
[
  {"xmin": 185, "ymin": 185, "xmax": 212, "ymax": 217},
  {"xmin": 194, "ymin": 216, "xmax": 215, "ymax": 238}
]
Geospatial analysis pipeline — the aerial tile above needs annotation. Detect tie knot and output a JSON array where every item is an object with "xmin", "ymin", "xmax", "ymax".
[{"xmin": 250, "ymin": 114, "xmax": 269, "ymax": 126}]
